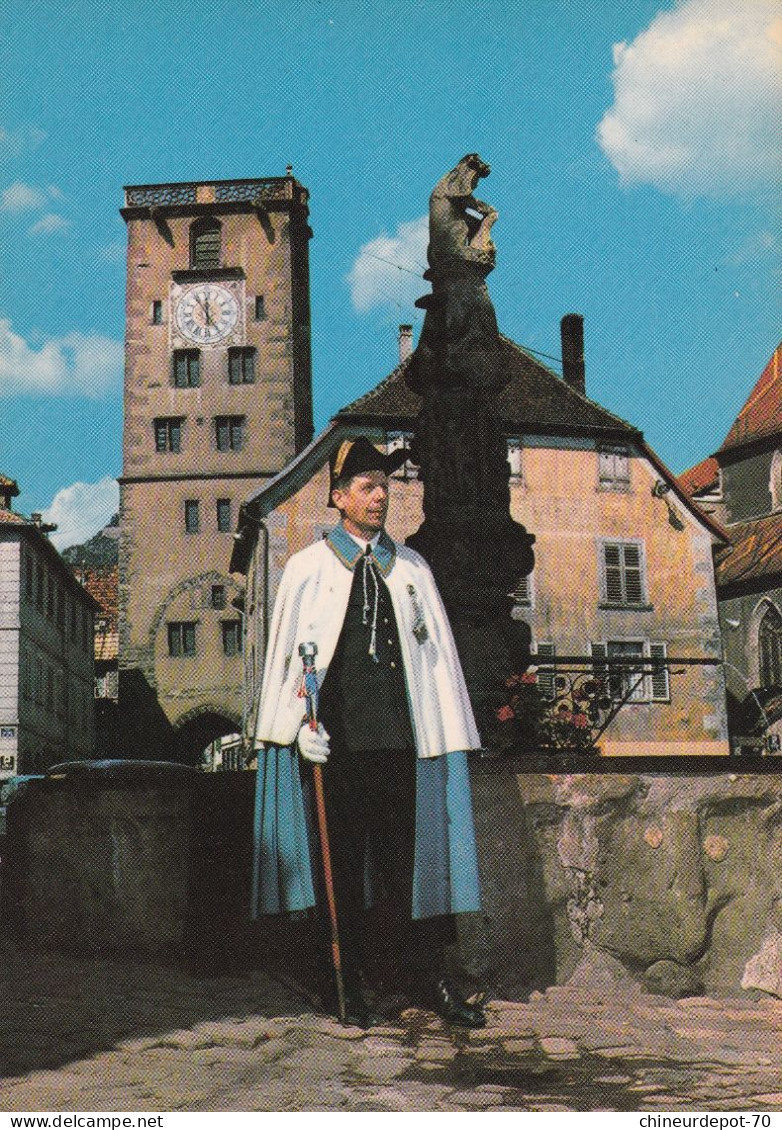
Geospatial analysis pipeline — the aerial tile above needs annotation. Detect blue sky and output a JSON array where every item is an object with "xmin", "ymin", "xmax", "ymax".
[{"xmin": 0, "ymin": 0, "xmax": 779, "ymax": 548}]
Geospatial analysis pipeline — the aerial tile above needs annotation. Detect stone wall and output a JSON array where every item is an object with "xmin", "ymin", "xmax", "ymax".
[
  {"xmin": 466, "ymin": 763, "xmax": 782, "ymax": 1000},
  {"xmin": 7, "ymin": 761, "xmax": 782, "ymax": 1001}
]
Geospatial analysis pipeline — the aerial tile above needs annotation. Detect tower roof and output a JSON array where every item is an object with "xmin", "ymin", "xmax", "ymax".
[{"xmin": 717, "ymin": 343, "xmax": 781, "ymax": 456}]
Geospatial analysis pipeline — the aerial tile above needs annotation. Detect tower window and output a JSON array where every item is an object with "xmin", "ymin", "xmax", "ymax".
[
  {"xmin": 154, "ymin": 417, "xmax": 182, "ymax": 453},
  {"xmin": 173, "ymin": 350, "xmax": 201, "ymax": 388},
  {"xmin": 221, "ymin": 620, "xmax": 243, "ymax": 657},
  {"xmin": 190, "ymin": 219, "xmax": 222, "ymax": 270},
  {"xmin": 215, "ymin": 415, "xmax": 246, "ymax": 452},
  {"xmin": 211, "ymin": 585, "xmax": 226, "ymax": 610},
  {"xmin": 151, "ymin": 300, "xmax": 164, "ymax": 325},
  {"xmin": 184, "ymin": 499, "xmax": 200, "ymax": 534},
  {"xmin": 255, "ymin": 295, "xmax": 266, "ymax": 320},
  {"xmin": 168, "ymin": 621, "xmax": 196, "ymax": 658},
  {"xmin": 759, "ymin": 605, "xmax": 782, "ymax": 689},
  {"xmin": 228, "ymin": 347, "xmax": 256, "ymax": 385},
  {"xmin": 216, "ymin": 498, "xmax": 232, "ymax": 532}
]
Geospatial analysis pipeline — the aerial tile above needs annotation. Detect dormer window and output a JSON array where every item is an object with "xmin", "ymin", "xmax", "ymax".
[{"xmin": 190, "ymin": 219, "xmax": 222, "ymax": 270}]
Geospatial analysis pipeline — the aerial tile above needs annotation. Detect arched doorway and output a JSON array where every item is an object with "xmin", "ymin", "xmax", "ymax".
[{"xmin": 170, "ymin": 709, "xmax": 242, "ymax": 767}]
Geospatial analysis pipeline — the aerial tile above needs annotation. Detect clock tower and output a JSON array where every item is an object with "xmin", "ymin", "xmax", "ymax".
[{"xmin": 118, "ymin": 176, "xmax": 313, "ymax": 761}]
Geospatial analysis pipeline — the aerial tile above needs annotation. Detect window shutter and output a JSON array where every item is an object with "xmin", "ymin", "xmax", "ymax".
[
  {"xmin": 590, "ymin": 641, "xmax": 609, "ymax": 697},
  {"xmin": 170, "ymin": 419, "xmax": 181, "ymax": 453},
  {"xmin": 229, "ymin": 351, "xmax": 241, "ymax": 384},
  {"xmin": 623, "ymin": 544, "xmax": 644, "ymax": 604},
  {"xmin": 603, "ymin": 544, "xmax": 624, "ymax": 603},
  {"xmin": 536, "ymin": 641, "xmax": 556, "ymax": 699},
  {"xmin": 183, "ymin": 623, "xmax": 196, "ymax": 656},
  {"xmin": 599, "ymin": 448, "xmax": 614, "ymax": 484},
  {"xmin": 649, "ymin": 643, "xmax": 670, "ymax": 701},
  {"xmin": 511, "ymin": 573, "xmax": 531, "ymax": 606},
  {"xmin": 244, "ymin": 350, "xmax": 255, "ymax": 383}
]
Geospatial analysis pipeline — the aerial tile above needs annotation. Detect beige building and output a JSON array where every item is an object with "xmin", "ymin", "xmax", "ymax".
[
  {"xmin": 118, "ymin": 176, "xmax": 313, "ymax": 761},
  {"xmin": 0, "ymin": 475, "xmax": 97, "ymax": 778},
  {"xmin": 232, "ymin": 328, "xmax": 730, "ymax": 757}
]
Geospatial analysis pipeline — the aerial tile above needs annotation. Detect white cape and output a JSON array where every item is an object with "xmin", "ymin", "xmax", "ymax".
[{"xmin": 254, "ymin": 530, "xmax": 482, "ymax": 758}]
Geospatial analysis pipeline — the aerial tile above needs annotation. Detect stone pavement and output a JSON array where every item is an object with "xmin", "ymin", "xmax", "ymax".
[{"xmin": 2, "ymin": 943, "xmax": 781, "ymax": 1113}]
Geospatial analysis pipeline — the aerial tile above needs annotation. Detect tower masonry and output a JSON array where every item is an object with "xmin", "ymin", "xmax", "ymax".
[{"xmin": 118, "ymin": 176, "xmax": 313, "ymax": 760}]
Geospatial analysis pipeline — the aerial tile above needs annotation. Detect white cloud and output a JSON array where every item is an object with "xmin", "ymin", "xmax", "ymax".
[
  {"xmin": 0, "ymin": 181, "xmax": 48, "ymax": 212},
  {"xmin": 729, "ymin": 228, "xmax": 780, "ymax": 265},
  {"xmin": 42, "ymin": 477, "xmax": 119, "ymax": 552},
  {"xmin": 0, "ymin": 124, "xmax": 46, "ymax": 157},
  {"xmin": 0, "ymin": 318, "xmax": 123, "ymax": 397},
  {"xmin": 347, "ymin": 215, "xmax": 429, "ymax": 312},
  {"xmin": 29, "ymin": 213, "xmax": 70, "ymax": 235},
  {"xmin": 597, "ymin": 0, "xmax": 782, "ymax": 195}
]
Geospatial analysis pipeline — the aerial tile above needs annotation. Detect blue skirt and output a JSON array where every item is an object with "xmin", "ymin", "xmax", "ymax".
[{"xmin": 250, "ymin": 747, "xmax": 481, "ymax": 920}]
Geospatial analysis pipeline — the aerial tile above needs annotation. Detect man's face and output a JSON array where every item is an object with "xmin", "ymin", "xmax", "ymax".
[{"xmin": 332, "ymin": 470, "xmax": 389, "ymax": 537}]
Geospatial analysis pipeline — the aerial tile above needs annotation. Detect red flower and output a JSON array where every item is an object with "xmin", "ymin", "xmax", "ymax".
[
  {"xmin": 520, "ymin": 672, "xmax": 538, "ymax": 685},
  {"xmin": 572, "ymin": 713, "xmax": 590, "ymax": 729},
  {"xmin": 505, "ymin": 674, "xmax": 522, "ymax": 688},
  {"xmin": 496, "ymin": 705, "xmax": 515, "ymax": 723}
]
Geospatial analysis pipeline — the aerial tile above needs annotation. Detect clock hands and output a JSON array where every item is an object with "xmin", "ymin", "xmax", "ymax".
[{"xmin": 178, "ymin": 284, "xmax": 237, "ymax": 342}]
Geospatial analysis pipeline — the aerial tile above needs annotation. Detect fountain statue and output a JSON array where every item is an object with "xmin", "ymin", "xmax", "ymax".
[{"xmin": 405, "ymin": 155, "xmax": 535, "ymax": 711}]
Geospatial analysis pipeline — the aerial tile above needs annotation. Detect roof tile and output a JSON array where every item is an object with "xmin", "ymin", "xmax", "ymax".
[
  {"xmin": 719, "ymin": 344, "xmax": 782, "ymax": 454},
  {"xmin": 678, "ymin": 455, "xmax": 720, "ymax": 497},
  {"xmin": 336, "ymin": 337, "xmax": 640, "ymax": 438},
  {"xmin": 715, "ymin": 512, "xmax": 782, "ymax": 588}
]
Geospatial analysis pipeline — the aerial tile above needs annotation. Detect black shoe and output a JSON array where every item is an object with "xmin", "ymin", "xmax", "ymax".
[
  {"xmin": 342, "ymin": 984, "xmax": 383, "ymax": 1029},
  {"xmin": 430, "ymin": 978, "xmax": 486, "ymax": 1028}
]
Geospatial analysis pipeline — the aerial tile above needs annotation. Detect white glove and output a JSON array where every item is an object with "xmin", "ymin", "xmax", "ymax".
[{"xmin": 297, "ymin": 722, "xmax": 330, "ymax": 764}]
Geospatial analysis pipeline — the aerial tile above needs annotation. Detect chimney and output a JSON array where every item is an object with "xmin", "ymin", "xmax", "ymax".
[
  {"xmin": 398, "ymin": 324, "xmax": 413, "ymax": 364},
  {"xmin": 560, "ymin": 313, "xmax": 586, "ymax": 395}
]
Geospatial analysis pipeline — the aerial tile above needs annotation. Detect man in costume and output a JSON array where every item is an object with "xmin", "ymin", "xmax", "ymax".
[{"xmin": 251, "ymin": 437, "xmax": 485, "ymax": 1028}]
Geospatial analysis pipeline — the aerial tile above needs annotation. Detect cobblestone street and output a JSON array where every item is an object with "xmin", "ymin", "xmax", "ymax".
[{"xmin": 1, "ymin": 944, "xmax": 781, "ymax": 1113}]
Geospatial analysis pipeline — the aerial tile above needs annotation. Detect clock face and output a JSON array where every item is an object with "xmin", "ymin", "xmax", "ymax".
[{"xmin": 175, "ymin": 283, "xmax": 239, "ymax": 344}]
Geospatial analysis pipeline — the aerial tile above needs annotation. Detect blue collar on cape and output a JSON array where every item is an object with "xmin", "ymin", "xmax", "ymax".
[{"xmin": 325, "ymin": 524, "xmax": 396, "ymax": 577}]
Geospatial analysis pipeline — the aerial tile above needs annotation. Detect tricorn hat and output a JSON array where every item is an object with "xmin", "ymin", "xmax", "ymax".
[{"xmin": 328, "ymin": 437, "xmax": 408, "ymax": 507}]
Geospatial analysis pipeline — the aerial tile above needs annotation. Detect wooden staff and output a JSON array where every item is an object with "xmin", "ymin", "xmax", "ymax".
[{"xmin": 298, "ymin": 642, "xmax": 347, "ymax": 1025}]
